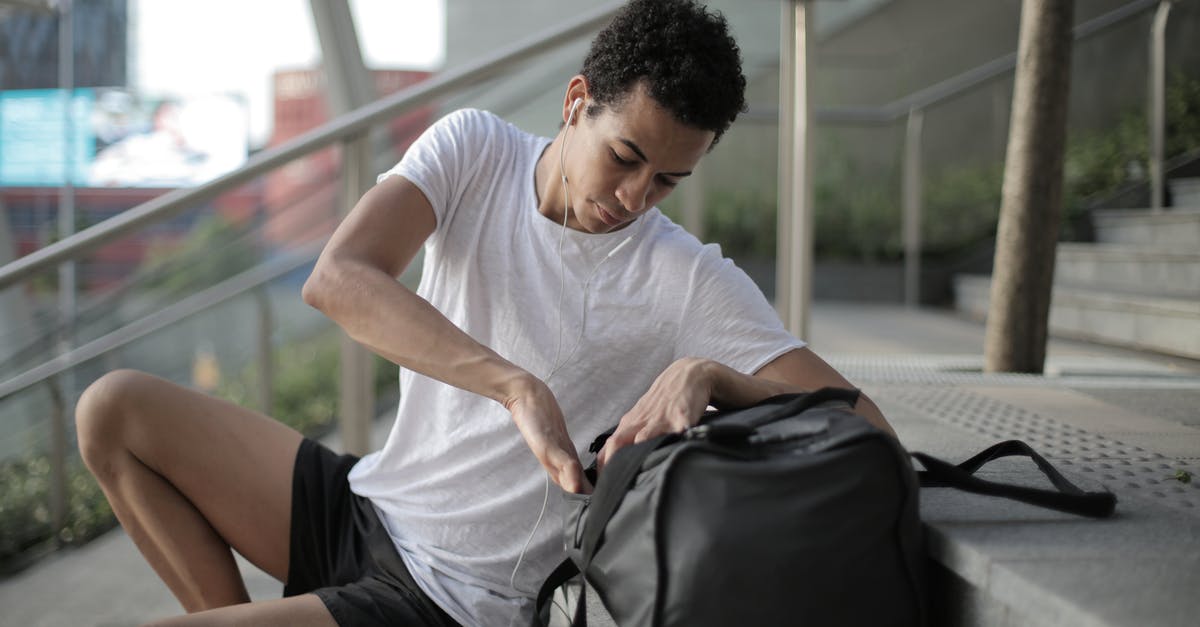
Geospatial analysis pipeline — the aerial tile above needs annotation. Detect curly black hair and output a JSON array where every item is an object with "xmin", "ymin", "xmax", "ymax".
[{"xmin": 580, "ymin": 0, "xmax": 747, "ymax": 146}]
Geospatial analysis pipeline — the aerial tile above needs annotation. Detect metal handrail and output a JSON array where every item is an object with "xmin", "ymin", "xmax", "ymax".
[
  {"xmin": 0, "ymin": 242, "xmax": 323, "ymax": 400},
  {"xmin": 816, "ymin": 0, "xmax": 1159, "ymax": 124},
  {"xmin": 0, "ymin": 2, "xmax": 621, "ymax": 403},
  {"xmin": 0, "ymin": 0, "xmax": 623, "ymax": 291}
]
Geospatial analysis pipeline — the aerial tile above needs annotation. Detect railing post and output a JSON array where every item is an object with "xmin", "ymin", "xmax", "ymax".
[
  {"xmin": 50, "ymin": 0, "xmax": 76, "ymax": 547},
  {"xmin": 778, "ymin": 0, "xmax": 814, "ymax": 339},
  {"xmin": 255, "ymin": 287, "xmax": 274, "ymax": 416},
  {"xmin": 338, "ymin": 135, "xmax": 375, "ymax": 456},
  {"xmin": 775, "ymin": 0, "xmax": 795, "ymax": 324},
  {"xmin": 1149, "ymin": 0, "xmax": 1171, "ymax": 212},
  {"xmin": 903, "ymin": 108, "xmax": 925, "ymax": 308},
  {"xmin": 47, "ymin": 378, "xmax": 68, "ymax": 547}
]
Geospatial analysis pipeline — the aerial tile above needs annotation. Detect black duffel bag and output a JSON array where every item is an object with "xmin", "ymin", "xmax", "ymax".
[{"xmin": 534, "ymin": 387, "xmax": 1116, "ymax": 627}]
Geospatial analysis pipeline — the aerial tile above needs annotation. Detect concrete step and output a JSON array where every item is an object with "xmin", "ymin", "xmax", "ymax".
[
  {"xmin": 1056, "ymin": 243, "xmax": 1200, "ymax": 299},
  {"xmin": 954, "ymin": 274, "xmax": 1200, "ymax": 360},
  {"xmin": 1092, "ymin": 208, "xmax": 1200, "ymax": 249},
  {"xmin": 1170, "ymin": 177, "xmax": 1200, "ymax": 208}
]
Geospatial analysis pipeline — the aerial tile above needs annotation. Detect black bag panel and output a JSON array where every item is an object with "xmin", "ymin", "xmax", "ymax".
[
  {"xmin": 576, "ymin": 454, "xmax": 671, "ymax": 626},
  {"xmin": 657, "ymin": 434, "xmax": 922, "ymax": 626}
]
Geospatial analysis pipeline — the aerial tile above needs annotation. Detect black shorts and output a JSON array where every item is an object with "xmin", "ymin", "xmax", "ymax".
[{"xmin": 284, "ymin": 438, "xmax": 459, "ymax": 627}]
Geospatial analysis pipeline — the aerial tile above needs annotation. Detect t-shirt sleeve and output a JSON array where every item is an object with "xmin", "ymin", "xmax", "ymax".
[
  {"xmin": 376, "ymin": 108, "xmax": 483, "ymax": 239},
  {"xmin": 674, "ymin": 243, "xmax": 806, "ymax": 375}
]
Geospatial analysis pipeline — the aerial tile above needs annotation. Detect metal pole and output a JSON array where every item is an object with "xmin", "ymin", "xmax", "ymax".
[
  {"xmin": 338, "ymin": 136, "xmax": 375, "ymax": 456},
  {"xmin": 787, "ymin": 0, "xmax": 815, "ymax": 339},
  {"xmin": 775, "ymin": 0, "xmax": 796, "ymax": 324},
  {"xmin": 307, "ymin": 0, "xmax": 375, "ymax": 118},
  {"xmin": 58, "ymin": 0, "xmax": 77, "ymax": 339},
  {"xmin": 902, "ymin": 108, "xmax": 924, "ymax": 308},
  {"xmin": 1149, "ymin": 0, "xmax": 1171, "ymax": 211},
  {"xmin": 50, "ymin": 0, "xmax": 76, "ymax": 546},
  {"xmin": 255, "ymin": 288, "xmax": 274, "ymax": 416},
  {"xmin": 311, "ymin": 0, "xmax": 379, "ymax": 456},
  {"xmin": 47, "ymin": 378, "xmax": 67, "ymax": 546}
]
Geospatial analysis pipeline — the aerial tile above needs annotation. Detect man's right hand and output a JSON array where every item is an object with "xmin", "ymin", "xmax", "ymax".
[{"xmin": 504, "ymin": 377, "xmax": 592, "ymax": 495}]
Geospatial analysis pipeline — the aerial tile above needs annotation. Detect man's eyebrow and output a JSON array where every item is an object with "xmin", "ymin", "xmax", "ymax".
[{"xmin": 618, "ymin": 138, "xmax": 693, "ymax": 178}]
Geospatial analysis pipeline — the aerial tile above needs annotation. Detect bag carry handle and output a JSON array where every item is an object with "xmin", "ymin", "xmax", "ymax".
[
  {"xmin": 913, "ymin": 440, "xmax": 1117, "ymax": 518},
  {"xmin": 584, "ymin": 387, "xmax": 861, "ymax": 455},
  {"xmin": 744, "ymin": 386, "xmax": 861, "ymax": 429}
]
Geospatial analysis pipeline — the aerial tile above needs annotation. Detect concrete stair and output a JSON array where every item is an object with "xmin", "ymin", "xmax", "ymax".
[
  {"xmin": 1092, "ymin": 206, "xmax": 1200, "ymax": 249},
  {"xmin": 1054, "ymin": 243, "xmax": 1200, "ymax": 299},
  {"xmin": 954, "ymin": 198, "xmax": 1200, "ymax": 360}
]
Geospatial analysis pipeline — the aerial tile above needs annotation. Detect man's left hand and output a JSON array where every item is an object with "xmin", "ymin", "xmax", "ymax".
[{"xmin": 595, "ymin": 357, "xmax": 713, "ymax": 472}]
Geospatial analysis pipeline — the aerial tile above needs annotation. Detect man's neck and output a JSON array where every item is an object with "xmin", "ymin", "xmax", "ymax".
[{"xmin": 534, "ymin": 131, "xmax": 571, "ymax": 227}]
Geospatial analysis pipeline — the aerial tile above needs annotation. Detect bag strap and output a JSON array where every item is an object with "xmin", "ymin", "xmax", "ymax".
[
  {"xmin": 743, "ymin": 386, "xmax": 861, "ymax": 428},
  {"xmin": 532, "ymin": 434, "xmax": 676, "ymax": 627},
  {"xmin": 913, "ymin": 440, "xmax": 1116, "ymax": 518},
  {"xmin": 532, "ymin": 558, "xmax": 586, "ymax": 627},
  {"xmin": 578, "ymin": 433, "xmax": 675, "ymax": 563},
  {"xmin": 584, "ymin": 387, "xmax": 861, "ymax": 454}
]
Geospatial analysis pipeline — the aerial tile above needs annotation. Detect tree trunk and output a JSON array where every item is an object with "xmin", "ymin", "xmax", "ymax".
[{"xmin": 984, "ymin": 0, "xmax": 1074, "ymax": 374}]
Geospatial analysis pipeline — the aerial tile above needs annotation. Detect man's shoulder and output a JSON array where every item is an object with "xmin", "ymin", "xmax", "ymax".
[
  {"xmin": 643, "ymin": 212, "xmax": 725, "ymax": 268},
  {"xmin": 434, "ymin": 108, "xmax": 528, "ymax": 142}
]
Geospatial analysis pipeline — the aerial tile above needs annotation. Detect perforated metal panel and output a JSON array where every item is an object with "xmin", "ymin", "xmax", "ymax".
[
  {"xmin": 827, "ymin": 354, "xmax": 1200, "ymax": 389},
  {"xmin": 826, "ymin": 354, "xmax": 1200, "ymax": 517}
]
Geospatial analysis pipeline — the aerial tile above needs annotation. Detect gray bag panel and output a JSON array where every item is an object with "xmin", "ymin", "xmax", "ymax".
[{"xmin": 569, "ymin": 398, "xmax": 925, "ymax": 626}]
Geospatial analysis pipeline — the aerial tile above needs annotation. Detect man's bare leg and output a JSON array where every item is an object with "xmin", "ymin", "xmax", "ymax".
[
  {"xmin": 144, "ymin": 594, "xmax": 334, "ymax": 626},
  {"xmin": 76, "ymin": 369, "xmax": 314, "ymax": 615}
]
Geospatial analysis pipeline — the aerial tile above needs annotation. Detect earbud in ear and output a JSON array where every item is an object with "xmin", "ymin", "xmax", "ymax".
[{"xmin": 567, "ymin": 98, "xmax": 583, "ymax": 126}]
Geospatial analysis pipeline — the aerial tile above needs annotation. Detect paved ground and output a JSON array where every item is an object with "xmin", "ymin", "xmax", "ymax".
[{"xmin": 1, "ymin": 303, "xmax": 1197, "ymax": 626}]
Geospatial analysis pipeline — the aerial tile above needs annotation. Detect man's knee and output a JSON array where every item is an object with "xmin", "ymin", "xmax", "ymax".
[{"xmin": 76, "ymin": 369, "xmax": 155, "ymax": 468}]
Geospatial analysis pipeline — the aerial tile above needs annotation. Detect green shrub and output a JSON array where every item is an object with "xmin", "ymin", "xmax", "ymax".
[
  {"xmin": 702, "ymin": 189, "xmax": 779, "ymax": 262},
  {"xmin": 0, "ymin": 456, "xmax": 115, "ymax": 569},
  {"xmin": 139, "ymin": 214, "xmax": 262, "ymax": 294},
  {"xmin": 216, "ymin": 328, "xmax": 398, "ymax": 437},
  {"xmin": 815, "ymin": 161, "xmax": 903, "ymax": 262},
  {"xmin": 921, "ymin": 163, "xmax": 1003, "ymax": 256}
]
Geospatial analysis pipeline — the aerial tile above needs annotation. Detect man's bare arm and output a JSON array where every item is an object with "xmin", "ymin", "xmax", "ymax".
[
  {"xmin": 717, "ymin": 348, "xmax": 895, "ymax": 438},
  {"xmin": 302, "ymin": 176, "xmax": 589, "ymax": 493}
]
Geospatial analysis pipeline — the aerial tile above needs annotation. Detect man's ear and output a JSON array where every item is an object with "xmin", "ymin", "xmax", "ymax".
[{"xmin": 562, "ymin": 74, "xmax": 590, "ymax": 125}]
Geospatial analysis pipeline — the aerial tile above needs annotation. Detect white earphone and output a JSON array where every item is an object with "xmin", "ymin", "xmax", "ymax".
[
  {"xmin": 568, "ymin": 97, "xmax": 582, "ymax": 123},
  {"xmin": 510, "ymin": 94, "xmax": 643, "ymax": 595},
  {"xmin": 560, "ymin": 97, "xmax": 582, "ymax": 186}
]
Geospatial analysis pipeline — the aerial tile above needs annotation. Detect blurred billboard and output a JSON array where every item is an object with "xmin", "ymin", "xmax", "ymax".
[{"xmin": 0, "ymin": 88, "xmax": 247, "ymax": 188}]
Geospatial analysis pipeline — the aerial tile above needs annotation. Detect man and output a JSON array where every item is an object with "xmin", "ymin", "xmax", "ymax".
[{"xmin": 76, "ymin": 1, "xmax": 894, "ymax": 625}]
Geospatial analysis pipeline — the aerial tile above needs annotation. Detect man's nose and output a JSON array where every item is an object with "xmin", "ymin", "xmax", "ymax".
[{"xmin": 616, "ymin": 174, "xmax": 653, "ymax": 215}]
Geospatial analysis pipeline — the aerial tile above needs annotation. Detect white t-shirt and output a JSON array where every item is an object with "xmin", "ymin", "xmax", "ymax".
[{"xmin": 347, "ymin": 108, "xmax": 804, "ymax": 626}]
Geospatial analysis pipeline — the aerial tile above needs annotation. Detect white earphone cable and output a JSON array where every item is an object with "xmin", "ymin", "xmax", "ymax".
[{"xmin": 510, "ymin": 98, "xmax": 642, "ymax": 594}]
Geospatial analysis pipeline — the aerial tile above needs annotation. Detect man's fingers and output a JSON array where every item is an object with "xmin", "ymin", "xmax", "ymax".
[
  {"xmin": 557, "ymin": 461, "xmax": 593, "ymax": 495},
  {"xmin": 596, "ymin": 427, "xmax": 637, "ymax": 473},
  {"xmin": 540, "ymin": 444, "xmax": 592, "ymax": 494}
]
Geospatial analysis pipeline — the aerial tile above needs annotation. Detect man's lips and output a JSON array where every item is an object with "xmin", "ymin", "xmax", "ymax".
[{"xmin": 595, "ymin": 203, "xmax": 626, "ymax": 227}]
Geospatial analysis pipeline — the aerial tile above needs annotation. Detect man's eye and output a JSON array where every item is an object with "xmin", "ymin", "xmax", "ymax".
[
  {"xmin": 658, "ymin": 176, "xmax": 679, "ymax": 189},
  {"xmin": 609, "ymin": 149, "xmax": 635, "ymax": 166}
]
